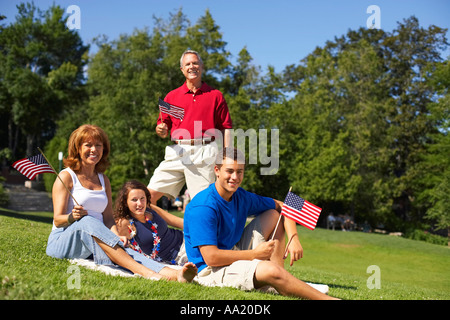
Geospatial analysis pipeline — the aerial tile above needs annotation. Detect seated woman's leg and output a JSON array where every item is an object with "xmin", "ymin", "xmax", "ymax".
[
  {"xmin": 94, "ymin": 237, "xmax": 162, "ymax": 279},
  {"xmin": 47, "ymin": 216, "xmax": 197, "ymax": 282},
  {"xmin": 46, "ymin": 216, "xmax": 118, "ymax": 264}
]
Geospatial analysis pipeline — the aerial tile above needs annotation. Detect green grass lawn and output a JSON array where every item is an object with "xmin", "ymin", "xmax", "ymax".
[{"xmin": 0, "ymin": 207, "xmax": 449, "ymax": 300}]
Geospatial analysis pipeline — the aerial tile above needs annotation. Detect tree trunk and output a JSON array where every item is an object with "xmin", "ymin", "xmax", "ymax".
[{"xmin": 26, "ymin": 134, "xmax": 35, "ymax": 157}]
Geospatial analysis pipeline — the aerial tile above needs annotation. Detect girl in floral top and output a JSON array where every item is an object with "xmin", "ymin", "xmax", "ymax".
[{"xmin": 114, "ymin": 180, "xmax": 189, "ymax": 266}]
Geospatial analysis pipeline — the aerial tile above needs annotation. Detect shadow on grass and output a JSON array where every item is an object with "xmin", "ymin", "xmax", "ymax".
[
  {"xmin": 327, "ymin": 283, "xmax": 358, "ymax": 290},
  {"xmin": 0, "ymin": 207, "xmax": 53, "ymax": 224}
]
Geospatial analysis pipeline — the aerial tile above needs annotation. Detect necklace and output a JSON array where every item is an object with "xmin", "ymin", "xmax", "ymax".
[{"xmin": 128, "ymin": 216, "xmax": 161, "ymax": 261}]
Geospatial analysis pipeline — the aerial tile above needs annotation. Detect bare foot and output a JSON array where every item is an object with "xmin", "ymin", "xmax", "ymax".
[{"xmin": 177, "ymin": 262, "xmax": 197, "ymax": 283}]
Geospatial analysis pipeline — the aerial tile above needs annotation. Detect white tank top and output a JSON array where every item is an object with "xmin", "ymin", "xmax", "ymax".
[{"xmin": 52, "ymin": 167, "xmax": 108, "ymax": 230}]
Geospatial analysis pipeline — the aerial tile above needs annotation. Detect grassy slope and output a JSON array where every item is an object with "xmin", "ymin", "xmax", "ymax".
[
  {"xmin": 295, "ymin": 228, "xmax": 449, "ymax": 300},
  {"xmin": 0, "ymin": 208, "xmax": 449, "ymax": 300}
]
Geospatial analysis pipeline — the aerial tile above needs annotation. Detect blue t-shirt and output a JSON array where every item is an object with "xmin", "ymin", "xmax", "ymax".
[{"xmin": 184, "ymin": 183, "xmax": 275, "ymax": 272}]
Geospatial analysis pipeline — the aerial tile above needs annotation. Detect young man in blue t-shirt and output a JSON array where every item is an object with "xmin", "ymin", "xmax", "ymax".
[{"xmin": 184, "ymin": 148, "xmax": 336, "ymax": 300}]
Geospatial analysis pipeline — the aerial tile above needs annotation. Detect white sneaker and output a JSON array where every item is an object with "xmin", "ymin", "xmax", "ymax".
[{"xmin": 306, "ymin": 282, "xmax": 329, "ymax": 294}]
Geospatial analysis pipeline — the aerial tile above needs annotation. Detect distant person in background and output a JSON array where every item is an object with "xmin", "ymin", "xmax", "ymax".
[
  {"xmin": 327, "ymin": 212, "xmax": 337, "ymax": 230},
  {"xmin": 46, "ymin": 124, "xmax": 196, "ymax": 283},
  {"xmin": 343, "ymin": 213, "xmax": 355, "ymax": 231}
]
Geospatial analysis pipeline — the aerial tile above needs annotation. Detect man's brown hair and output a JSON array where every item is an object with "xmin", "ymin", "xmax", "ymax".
[{"xmin": 215, "ymin": 147, "xmax": 246, "ymax": 169}]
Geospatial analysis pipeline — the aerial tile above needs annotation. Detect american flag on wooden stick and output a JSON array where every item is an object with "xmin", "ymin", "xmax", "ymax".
[
  {"xmin": 12, "ymin": 153, "xmax": 55, "ymax": 180},
  {"xmin": 159, "ymin": 98, "xmax": 185, "ymax": 120},
  {"xmin": 281, "ymin": 191, "xmax": 322, "ymax": 230}
]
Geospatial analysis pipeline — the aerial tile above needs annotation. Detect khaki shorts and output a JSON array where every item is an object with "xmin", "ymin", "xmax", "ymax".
[
  {"xmin": 174, "ymin": 240, "xmax": 188, "ymax": 266},
  {"xmin": 196, "ymin": 216, "xmax": 266, "ymax": 291},
  {"xmin": 148, "ymin": 143, "xmax": 218, "ymax": 199}
]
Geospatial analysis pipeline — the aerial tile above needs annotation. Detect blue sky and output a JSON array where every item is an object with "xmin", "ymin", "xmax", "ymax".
[{"xmin": 1, "ymin": 0, "xmax": 449, "ymax": 72}]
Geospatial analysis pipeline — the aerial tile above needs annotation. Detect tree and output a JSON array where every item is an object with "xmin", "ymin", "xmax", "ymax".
[
  {"xmin": 279, "ymin": 17, "xmax": 448, "ymax": 230},
  {"xmin": 415, "ymin": 59, "xmax": 450, "ymax": 231},
  {"xmin": 381, "ymin": 17, "xmax": 448, "ymax": 225},
  {"xmin": 0, "ymin": 2, "xmax": 88, "ymax": 160},
  {"xmin": 185, "ymin": 9, "xmax": 230, "ymax": 88}
]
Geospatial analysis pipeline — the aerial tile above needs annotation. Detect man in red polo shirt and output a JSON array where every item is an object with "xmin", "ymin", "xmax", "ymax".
[{"xmin": 148, "ymin": 50, "xmax": 232, "ymax": 204}]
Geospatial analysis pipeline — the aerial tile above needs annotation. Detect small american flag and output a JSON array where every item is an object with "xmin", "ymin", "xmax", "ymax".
[
  {"xmin": 159, "ymin": 98, "xmax": 185, "ymax": 120},
  {"xmin": 12, "ymin": 153, "xmax": 55, "ymax": 180},
  {"xmin": 281, "ymin": 191, "xmax": 322, "ymax": 230}
]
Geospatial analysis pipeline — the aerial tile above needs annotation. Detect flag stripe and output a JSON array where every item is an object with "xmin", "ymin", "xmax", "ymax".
[
  {"xmin": 282, "ymin": 212, "xmax": 316, "ymax": 230},
  {"xmin": 159, "ymin": 109, "xmax": 184, "ymax": 115},
  {"xmin": 301, "ymin": 205, "xmax": 321, "ymax": 218},
  {"xmin": 159, "ymin": 107, "xmax": 185, "ymax": 120},
  {"xmin": 301, "ymin": 203, "xmax": 321, "ymax": 215},
  {"xmin": 282, "ymin": 205, "xmax": 318, "ymax": 226},
  {"xmin": 159, "ymin": 106, "xmax": 185, "ymax": 114},
  {"xmin": 159, "ymin": 98, "xmax": 185, "ymax": 120},
  {"xmin": 280, "ymin": 191, "xmax": 322, "ymax": 230},
  {"xmin": 282, "ymin": 209, "xmax": 316, "ymax": 230},
  {"xmin": 24, "ymin": 165, "xmax": 53, "ymax": 178},
  {"xmin": 292, "ymin": 211, "xmax": 318, "ymax": 225},
  {"xmin": 12, "ymin": 154, "xmax": 54, "ymax": 180},
  {"xmin": 303, "ymin": 200, "xmax": 321, "ymax": 211},
  {"xmin": 159, "ymin": 99, "xmax": 185, "ymax": 112}
]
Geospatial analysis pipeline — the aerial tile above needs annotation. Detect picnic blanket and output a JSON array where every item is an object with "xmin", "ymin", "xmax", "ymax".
[{"xmin": 69, "ymin": 258, "xmax": 181, "ymax": 279}]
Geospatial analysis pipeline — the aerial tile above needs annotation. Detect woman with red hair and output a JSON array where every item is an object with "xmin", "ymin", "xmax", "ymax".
[{"xmin": 46, "ymin": 124, "xmax": 196, "ymax": 282}]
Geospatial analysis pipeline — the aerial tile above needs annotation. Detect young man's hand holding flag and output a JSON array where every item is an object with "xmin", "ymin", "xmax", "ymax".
[{"xmin": 271, "ymin": 188, "xmax": 322, "ymax": 265}]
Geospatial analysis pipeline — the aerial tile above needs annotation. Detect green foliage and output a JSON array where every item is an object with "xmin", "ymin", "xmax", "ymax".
[
  {"xmin": 0, "ymin": 177, "xmax": 9, "ymax": 207},
  {"xmin": 277, "ymin": 19, "xmax": 449, "ymax": 230},
  {"xmin": 404, "ymin": 229, "xmax": 447, "ymax": 246},
  {"xmin": 2, "ymin": 3, "xmax": 449, "ymax": 233},
  {"xmin": 413, "ymin": 60, "xmax": 450, "ymax": 230},
  {"xmin": 0, "ymin": 2, "xmax": 88, "ymax": 158}
]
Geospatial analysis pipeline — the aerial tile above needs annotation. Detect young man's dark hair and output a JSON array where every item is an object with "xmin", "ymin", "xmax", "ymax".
[{"xmin": 215, "ymin": 147, "xmax": 246, "ymax": 169}]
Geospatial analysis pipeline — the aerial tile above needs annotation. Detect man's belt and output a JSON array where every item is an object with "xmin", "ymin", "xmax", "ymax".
[{"xmin": 174, "ymin": 137, "xmax": 215, "ymax": 146}]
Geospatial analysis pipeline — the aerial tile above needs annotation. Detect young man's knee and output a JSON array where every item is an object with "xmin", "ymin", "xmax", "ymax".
[
  {"xmin": 259, "ymin": 209, "xmax": 283, "ymax": 239},
  {"xmin": 256, "ymin": 260, "xmax": 284, "ymax": 283},
  {"xmin": 261, "ymin": 208, "xmax": 280, "ymax": 220}
]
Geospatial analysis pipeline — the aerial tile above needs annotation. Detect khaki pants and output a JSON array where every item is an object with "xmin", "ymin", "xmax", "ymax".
[
  {"xmin": 196, "ymin": 216, "xmax": 266, "ymax": 291},
  {"xmin": 148, "ymin": 143, "xmax": 218, "ymax": 199}
]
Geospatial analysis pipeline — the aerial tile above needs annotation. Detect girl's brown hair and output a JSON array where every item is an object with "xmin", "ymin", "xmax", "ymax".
[
  {"xmin": 114, "ymin": 180, "xmax": 152, "ymax": 221},
  {"xmin": 63, "ymin": 124, "xmax": 110, "ymax": 173}
]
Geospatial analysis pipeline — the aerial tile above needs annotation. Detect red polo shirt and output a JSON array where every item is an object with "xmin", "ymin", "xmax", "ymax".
[{"xmin": 158, "ymin": 82, "xmax": 232, "ymax": 140}]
